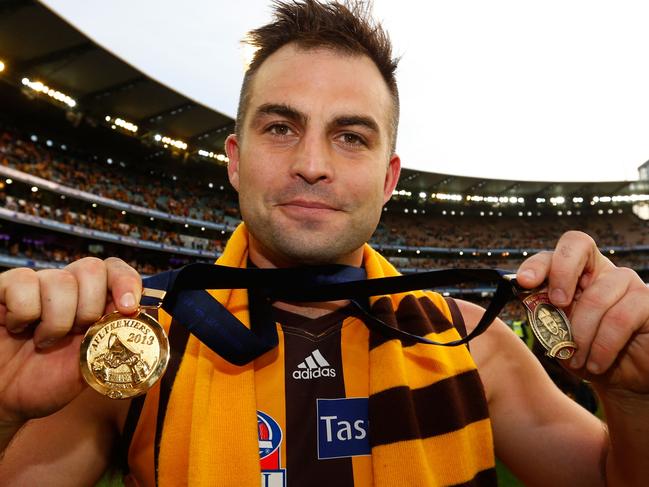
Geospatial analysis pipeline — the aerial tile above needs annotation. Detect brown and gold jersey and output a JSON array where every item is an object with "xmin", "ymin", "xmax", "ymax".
[
  {"xmin": 122, "ymin": 295, "xmax": 495, "ymax": 487},
  {"xmin": 124, "ymin": 227, "xmax": 495, "ymax": 486},
  {"xmin": 255, "ymin": 305, "xmax": 371, "ymax": 486}
]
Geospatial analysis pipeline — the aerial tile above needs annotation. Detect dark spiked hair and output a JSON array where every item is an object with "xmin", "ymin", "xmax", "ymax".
[{"xmin": 236, "ymin": 0, "xmax": 400, "ymax": 152}]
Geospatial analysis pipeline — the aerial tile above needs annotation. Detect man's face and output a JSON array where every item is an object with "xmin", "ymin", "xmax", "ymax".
[{"xmin": 226, "ymin": 44, "xmax": 400, "ymax": 267}]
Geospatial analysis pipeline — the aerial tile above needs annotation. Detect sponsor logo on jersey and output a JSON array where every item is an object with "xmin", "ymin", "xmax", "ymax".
[
  {"xmin": 317, "ymin": 398, "xmax": 370, "ymax": 459},
  {"xmin": 292, "ymin": 349, "xmax": 337, "ymax": 380},
  {"xmin": 257, "ymin": 410, "xmax": 286, "ymax": 487}
]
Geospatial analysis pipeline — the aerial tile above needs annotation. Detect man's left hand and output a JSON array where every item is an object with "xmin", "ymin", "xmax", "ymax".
[{"xmin": 517, "ymin": 230, "xmax": 649, "ymax": 396}]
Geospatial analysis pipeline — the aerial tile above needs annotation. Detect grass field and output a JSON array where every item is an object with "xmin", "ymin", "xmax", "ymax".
[{"xmin": 497, "ymin": 459, "xmax": 524, "ymax": 486}]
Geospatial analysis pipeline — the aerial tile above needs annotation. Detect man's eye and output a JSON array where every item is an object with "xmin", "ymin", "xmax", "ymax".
[
  {"xmin": 267, "ymin": 124, "xmax": 292, "ymax": 136},
  {"xmin": 340, "ymin": 133, "xmax": 365, "ymax": 146}
]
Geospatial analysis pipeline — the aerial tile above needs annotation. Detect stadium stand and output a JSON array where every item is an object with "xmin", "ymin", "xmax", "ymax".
[
  {"xmin": 3, "ymin": 114, "xmax": 649, "ymax": 277},
  {"xmin": 5, "ymin": 126, "xmax": 649, "ymax": 268},
  {"xmin": 4, "ymin": 122, "xmax": 649, "ymax": 291}
]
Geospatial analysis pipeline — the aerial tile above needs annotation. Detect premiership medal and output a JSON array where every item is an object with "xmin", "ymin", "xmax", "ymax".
[
  {"xmin": 80, "ymin": 289, "xmax": 169, "ymax": 399},
  {"xmin": 506, "ymin": 279, "xmax": 577, "ymax": 359}
]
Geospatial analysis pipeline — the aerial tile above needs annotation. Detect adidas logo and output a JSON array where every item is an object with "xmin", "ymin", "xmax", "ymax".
[{"xmin": 292, "ymin": 349, "xmax": 337, "ymax": 380}]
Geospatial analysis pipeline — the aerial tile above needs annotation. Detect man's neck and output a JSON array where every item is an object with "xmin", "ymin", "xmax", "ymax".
[
  {"xmin": 247, "ymin": 238, "xmax": 364, "ymax": 269},
  {"xmin": 247, "ymin": 236, "xmax": 363, "ymax": 318}
]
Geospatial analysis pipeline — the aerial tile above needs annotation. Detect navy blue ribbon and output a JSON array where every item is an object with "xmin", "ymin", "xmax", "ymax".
[{"xmin": 142, "ymin": 264, "xmax": 516, "ymax": 366}]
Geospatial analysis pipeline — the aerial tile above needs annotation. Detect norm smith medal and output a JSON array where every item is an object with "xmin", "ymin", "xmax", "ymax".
[
  {"xmin": 80, "ymin": 309, "xmax": 169, "ymax": 399},
  {"xmin": 521, "ymin": 290, "xmax": 577, "ymax": 360}
]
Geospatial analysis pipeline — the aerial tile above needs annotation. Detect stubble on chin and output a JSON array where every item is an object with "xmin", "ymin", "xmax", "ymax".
[
  {"xmin": 259, "ymin": 213, "xmax": 375, "ymax": 266},
  {"xmin": 242, "ymin": 183, "xmax": 382, "ymax": 266},
  {"xmin": 267, "ymin": 222, "xmax": 351, "ymax": 265}
]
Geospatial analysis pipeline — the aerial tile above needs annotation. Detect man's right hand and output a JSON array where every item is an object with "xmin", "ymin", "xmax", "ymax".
[{"xmin": 0, "ymin": 257, "xmax": 141, "ymax": 429}]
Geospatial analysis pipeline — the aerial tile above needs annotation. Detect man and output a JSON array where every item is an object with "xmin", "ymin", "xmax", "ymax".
[{"xmin": 1, "ymin": 1, "xmax": 648, "ymax": 485}]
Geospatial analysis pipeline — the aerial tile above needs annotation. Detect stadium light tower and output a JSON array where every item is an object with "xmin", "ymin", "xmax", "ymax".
[{"xmin": 638, "ymin": 159, "xmax": 649, "ymax": 180}]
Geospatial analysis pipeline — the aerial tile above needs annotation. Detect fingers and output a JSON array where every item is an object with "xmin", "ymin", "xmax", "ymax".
[
  {"xmin": 579, "ymin": 273, "xmax": 649, "ymax": 375},
  {"xmin": 0, "ymin": 268, "xmax": 41, "ymax": 332},
  {"xmin": 0, "ymin": 257, "xmax": 141, "ymax": 350},
  {"xmin": 105, "ymin": 257, "xmax": 142, "ymax": 315},
  {"xmin": 0, "ymin": 268, "xmax": 79, "ymax": 348},
  {"xmin": 32, "ymin": 269, "xmax": 79, "ymax": 348},
  {"xmin": 566, "ymin": 267, "xmax": 634, "ymax": 371},
  {"xmin": 516, "ymin": 251, "xmax": 552, "ymax": 288},
  {"xmin": 547, "ymin": 231, "xmax": 604, "ymax": 307},
  {"xmin": 518, "ymin": 231, "xmax": 612, "ymax": 307},
  {"xmin": 65, "ymin": 257, "xmax": 108, "ymax": 328}
]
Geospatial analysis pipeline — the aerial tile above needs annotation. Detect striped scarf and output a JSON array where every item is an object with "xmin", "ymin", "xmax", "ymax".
[{"xmin": 133, "ymin": 224, "xmax": 495, "ymax": 486}]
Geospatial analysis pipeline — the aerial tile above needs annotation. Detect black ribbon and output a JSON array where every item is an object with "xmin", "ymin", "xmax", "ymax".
[{"xmin": 142, "ymin": 264, "xmax": 517, "ymax": 366}]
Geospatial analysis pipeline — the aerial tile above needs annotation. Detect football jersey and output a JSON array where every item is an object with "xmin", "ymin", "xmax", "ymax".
[
  {"xmin": 255, "ymin": 304, "xmax": 371, "ymax": 487},
  {"xmin": 122, "ymin": 297, "xmax": 479, "ymax": 487}
]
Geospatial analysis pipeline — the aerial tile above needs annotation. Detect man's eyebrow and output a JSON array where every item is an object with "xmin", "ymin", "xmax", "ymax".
[
  {"xmin": 332, "ymin": 115, "xmax": 380, "ymax": 134},
  {"xmin": 252, "ymin": 105, "xmax": 380, "ymax": 134},
  {"xmin": 253, "ymin": 103, "xmax": 308, "ymax": 126}
]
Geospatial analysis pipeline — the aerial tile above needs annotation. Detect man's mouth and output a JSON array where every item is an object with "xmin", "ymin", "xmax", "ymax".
[
  {"xmin": 281, "ymin": 199, "xmax": 338, "ymax": 210},
  {"xmin": 277, "ymin": 199, "xmax": 343, "ymax": 219}
]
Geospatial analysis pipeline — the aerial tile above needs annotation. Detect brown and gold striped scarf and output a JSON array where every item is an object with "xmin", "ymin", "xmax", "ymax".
[{"xmin": 129, "ymin": 224, "xmax": 495, "ymax": 486}]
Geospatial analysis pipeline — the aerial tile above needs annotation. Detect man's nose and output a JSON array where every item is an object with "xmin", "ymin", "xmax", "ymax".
[{"xmin": 290, "ymin": 132, "xmax": 333, "ymax": 184}]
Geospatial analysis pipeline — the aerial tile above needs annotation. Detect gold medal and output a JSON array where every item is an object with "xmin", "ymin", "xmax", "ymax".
[
  {"xmin": 520, "ymin": 289, "xmax": 576, "ymax": 359},
  {"xmin": 504, "ymin": 276, "xmax": 577, "ymax": 360},
  {"xmin": 80, "ymin": 289, "xmax": 169, "ymax": 399}
]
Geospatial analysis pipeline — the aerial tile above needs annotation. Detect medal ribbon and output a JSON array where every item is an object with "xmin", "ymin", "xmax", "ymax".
[{"xmin": 142, "ymin": 264, "xmax": 518, "ymax": 366}]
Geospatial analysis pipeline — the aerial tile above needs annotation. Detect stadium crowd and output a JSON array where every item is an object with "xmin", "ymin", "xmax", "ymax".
[
  {"xmin": 0, "ymin": 130, "xmax": 240, "ymax": 224},
  {"xmin": 0, "ymin": 224, "xmax": 202, "ymax": 276},
  {"xmin": 375, "ymin": 211, "xmax": 638, "ymax": 249},
  {"xmin": 3, "ymin": 127, "xmax": 649, "ymax": 277},
  {"xmin": 0, "ymin": 191, "xmax": 225, "ymax": 253}
]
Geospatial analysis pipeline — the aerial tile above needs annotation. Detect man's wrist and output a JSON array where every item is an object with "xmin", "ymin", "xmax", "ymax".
[
  {"xmin": 593, "ymin": 387, "xmax": 649, "ymax": 487},
  {"xmin": 595, "ymin": 386, "xmax": 649, "ymax": 414}
]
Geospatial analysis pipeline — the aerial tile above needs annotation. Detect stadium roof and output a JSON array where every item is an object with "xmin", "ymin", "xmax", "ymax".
[
  {"xmin": 397, "ymin": 168, "xmax": 649, "ymax": 199},
  {"xmin": 0, "ymin": 0, "xmax": 234, "ymax": 154}
]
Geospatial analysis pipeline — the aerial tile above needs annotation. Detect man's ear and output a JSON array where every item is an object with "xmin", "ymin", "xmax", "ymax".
[
  {"xmin": 225, "ymin": 134, "xmax": 241, "ymax": 192},
  {"xmin": 383, "ymin": 153, "xmax": 401, "ymax": 204}
]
